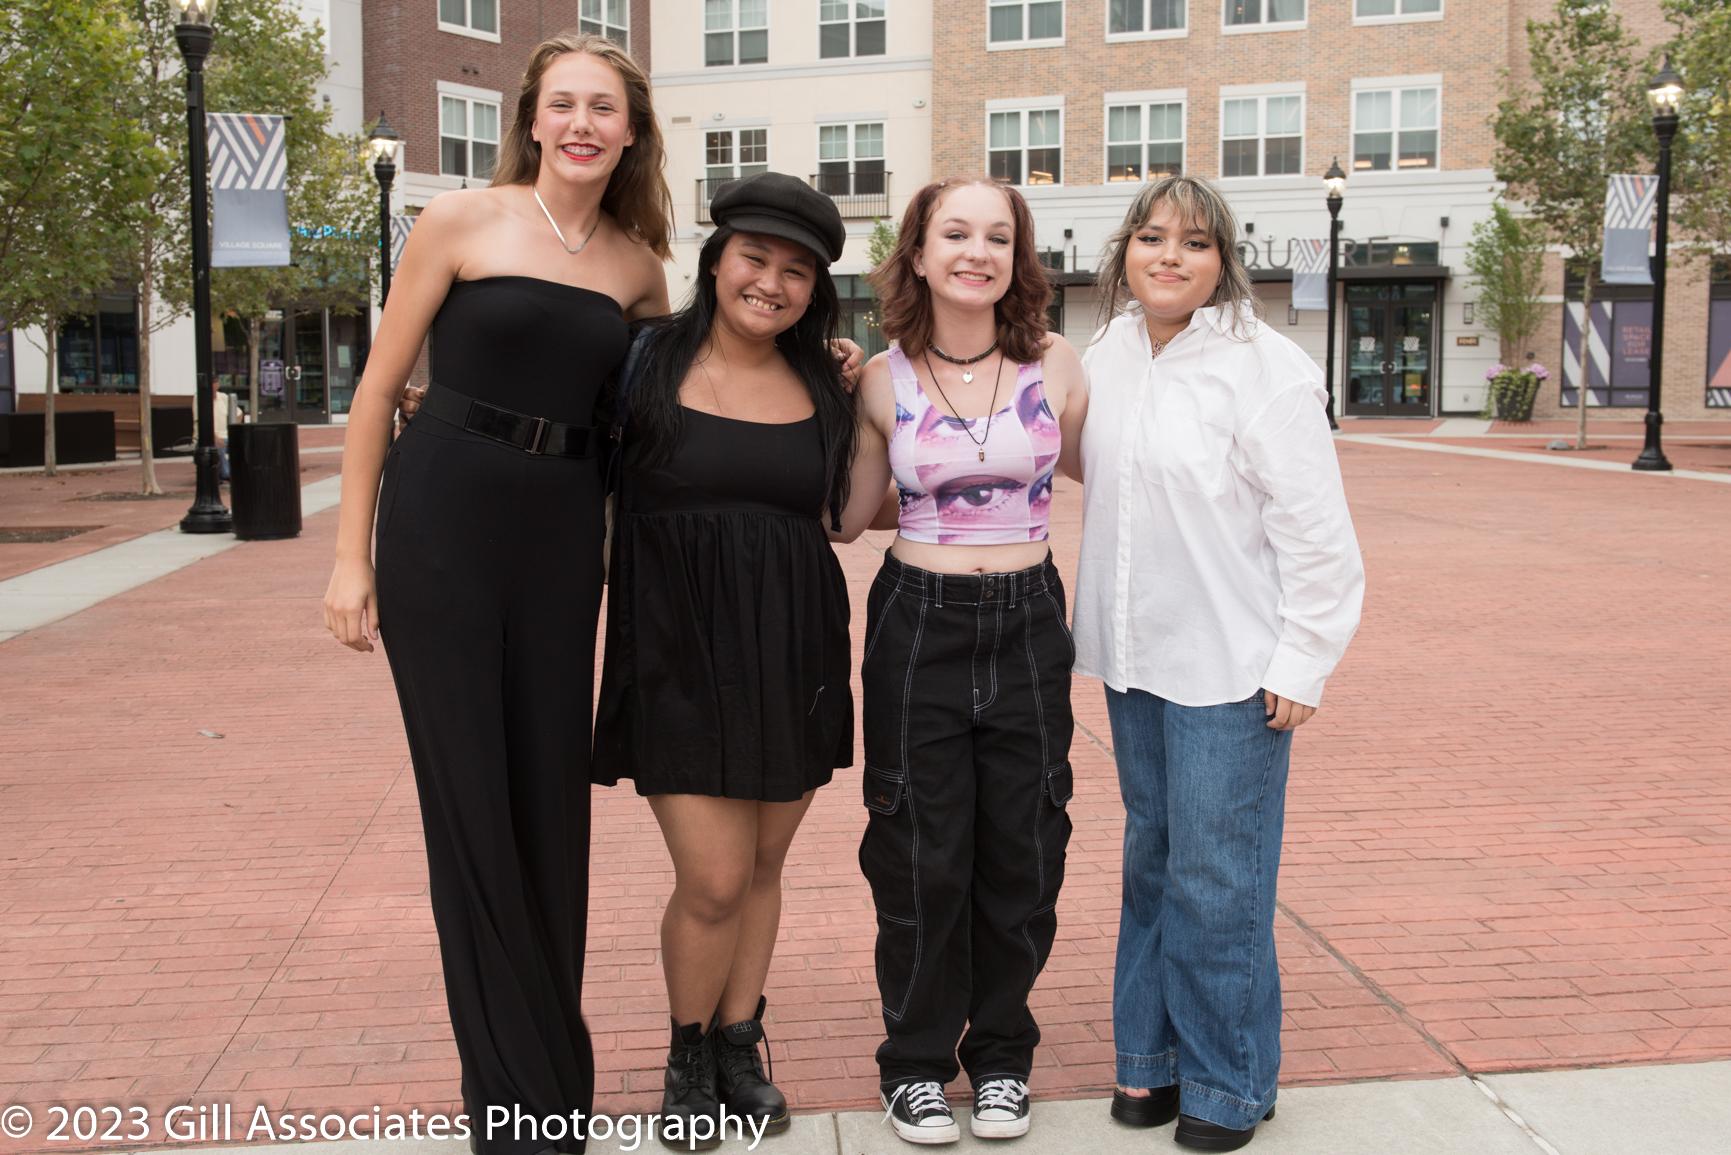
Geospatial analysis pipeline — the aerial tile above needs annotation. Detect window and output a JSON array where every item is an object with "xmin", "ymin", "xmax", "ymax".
[
  {"xmin": 1106, "ymin": 98, "xmax": 1184, "ymax": 180},
  {"xmin": 1353, "ymin": 85, "xmax": 1439, "ymax": 170},
  {"xmin": 1355, "ymin": 0, "xmax": 1440, "ymax": 19},
  {"xmin": 1109, "ymin": 0, "xmax": 1186, "ymax": 36},
  {"xmin": 1221, "ymin": 93, "xmax": 1302, "ymax": 177},
  {"xmin": 821, "ymin": 1, "xmax": 886, "ymax": 57},
  {"xmin": 1562, "ymin": 268, "xmax": 1650, "ymax": 408},
  {"xmin": 989, "ymin": 0, "xmax": 1063, "ymax": 46},
  {"xmin": 988, "ymin": 106, "xmax": 1062, "ymax": 184},
  {"xmin": 57, "ymin": 294, "xmax": 140, "ymax": 393},
  {"xmin": 438, "ymin": 0, "xmax": 499, "ymax": 39},
  {"xmin": 818, "ymin": 123, "xmax": 886, "ymax": 196},
  {"xmin": 578, "ymin": 0, "xmax": 628, "ymax": 47},
  {"xmin": 1223, "ymin": 0, "xmax": 1303, "ymax": 28},
  {"xmin": 440, "ymin": 94, "xmax": 500, "ymax": 179},
  {"xmin": 1710, "ymin": 259, "xmax": 1731, "ymax": 408},
  {"xmin": 706, "ymin": 0, "xmax": 768, "ymax": 66},
  {"xmin": 705, "ymin": 128, "xmax": 768, "ymax": 184}
]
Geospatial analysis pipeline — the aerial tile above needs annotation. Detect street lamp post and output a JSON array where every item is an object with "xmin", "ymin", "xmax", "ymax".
[
  {"xmin": 1323, "ymin": 158, "xmax": 1347, "ymax": 432},
  {"xmin": 1634, "ymin": 58, "xmax": 1682, "ymax": 473},
  {"xmin": 176, "ymin": 0, "xmax": 232, "ymax": 534},
  {"xmin": 369, "ymin": 115, "xmax": 401, "ymax": 307}
]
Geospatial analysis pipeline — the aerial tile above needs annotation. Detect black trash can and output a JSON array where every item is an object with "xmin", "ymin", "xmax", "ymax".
[{"xmin": 229, "ymin": 423, "xmax": 302, "ymax": 540}]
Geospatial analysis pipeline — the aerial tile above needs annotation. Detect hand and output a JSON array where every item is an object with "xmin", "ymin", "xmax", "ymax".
[
  {"xmin": 831, "ymin": 337, "xmax": 865, "ymax": 389},
  {"xmin": 1263, "ymin": 690, "xmax": 1316, "ymax": 731},
  {"xmin": 400, "ymin": 384, "xmax": 426, "ymax": 420},
  {"xmin": 324, "ymin": 556, "xmax": 381, "ymax": 653}
]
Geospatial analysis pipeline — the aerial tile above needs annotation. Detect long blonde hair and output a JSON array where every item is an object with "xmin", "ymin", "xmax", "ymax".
[
  {"xmin": 492, "ymin": 32, "xmax": 672, "ymax": 259},
  {"xmin": 1095, "ymin": 175, "xmax": 1259, "ymax": 335}
]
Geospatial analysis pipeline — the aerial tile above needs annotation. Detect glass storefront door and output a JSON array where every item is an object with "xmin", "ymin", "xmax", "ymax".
[
  {"xmin": 253, "ymin": 306, "xmax": 365, "ymax": 423},
  {"xmin": 290, "ymin": 310, "xmax": 328, "ymax": 422},
  {"xmin": 1344, "ymin": 282, "xmax": 1436, "ymax": 417}
]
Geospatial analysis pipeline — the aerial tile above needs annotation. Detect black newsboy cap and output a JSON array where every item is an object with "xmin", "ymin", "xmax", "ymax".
[{"xmin": 709, "ymin": 172, "xmax": 846, "ymax": 265}]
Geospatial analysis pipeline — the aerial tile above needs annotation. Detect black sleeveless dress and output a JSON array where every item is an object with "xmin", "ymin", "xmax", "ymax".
[
  {"xmin": 593, "ymin": 403, "xmax": 853, "ymax": 801},
  {"xmin": 374, "ymin": 276, "xmax": 624, "ymax": 1155}
]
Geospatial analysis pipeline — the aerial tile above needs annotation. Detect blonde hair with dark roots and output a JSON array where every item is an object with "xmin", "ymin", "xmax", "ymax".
[
  {"xmin": 1095, "ymin": 174, "xmax": 1259, "ymax": 336},
  {"xmin": 492, "ymin": 31, "xmax": 673, "ymax": 259}
]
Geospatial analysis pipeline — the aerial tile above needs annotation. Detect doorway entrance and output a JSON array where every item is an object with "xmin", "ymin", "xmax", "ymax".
[
  {"xmin": 1345, "ymin": 282, "xmax": 1436, "ymax": 417},
  {"xmin": 254, "ymin": 307, "xmax": 367, "ymax": 423}
]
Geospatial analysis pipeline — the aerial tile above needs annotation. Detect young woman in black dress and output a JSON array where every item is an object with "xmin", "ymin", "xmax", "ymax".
[
  {"xmin": 590, "ymin": 173, "xmax": 855, "ymax": 1148},
  {"xmin": 322, "ymin": 32, "xmax": 671, "ymax": 1155}
]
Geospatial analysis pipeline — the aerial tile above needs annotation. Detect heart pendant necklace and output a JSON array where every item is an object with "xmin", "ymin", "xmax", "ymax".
[{"xmin": 929, "ymin": 339, "xmax": 998, "ymax": 385}]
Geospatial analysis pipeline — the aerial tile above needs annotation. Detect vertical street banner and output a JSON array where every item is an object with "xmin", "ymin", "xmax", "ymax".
[
  {"xmin": 1600, "ymin": 174, "xmax": 1658, "ymax": 285},
  {"xmin": 207, "ymin": 113, "xmax": 291, "ymax": 267},
  {"xmin": 1290, "ymin": 238, "xmax": 1330, "ymax": 311},
  {"xmin": 391, "ymin": 215, "xmax": 415, "ymax": 274}
]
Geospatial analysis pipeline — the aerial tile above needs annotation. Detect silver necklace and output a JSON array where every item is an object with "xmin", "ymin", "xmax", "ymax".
[
  {"xmin": 929, "ymin": 339, "xmax": 999, "ymax": 384},
  {"xmin": 1150, "ymin": 337, "xmax": 1170, "ymax": 359},
  {"xmin": 533, "ymin": 186, "xmax": 601, "ymax": 255}
]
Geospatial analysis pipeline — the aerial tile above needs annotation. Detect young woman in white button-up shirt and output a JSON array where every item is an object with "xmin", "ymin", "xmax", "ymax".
[{"xmin": 1069, "ymin": 175, "xmax": 1364, "ymax": 1151}]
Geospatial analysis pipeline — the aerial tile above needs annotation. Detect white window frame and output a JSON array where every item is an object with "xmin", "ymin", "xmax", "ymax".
[
  {"xmin": 437, "ymin": 81, "xmax": 503, "ymax": 180},
  {"xmin": 1221, "ymin": 0, "xmax": 1305, "ymax": 34},
  {"xmin": 438, "ymin": 0, "xmax": 500, "ymax": 43},
  {"xmin": 1350, "ymin": 75, "xmax": 1442, "ymax": 172},
  {"xmin": 1352, "ymin": 0, "xmax": 1443, "ymax": 26},
  {"xmin": 1103, "ymin": 89, "xmax": 1187, "ymax": 182},
  {"xmin": 987, "ymin": 0, "xmax": 1065, "ymax": 51},
  {"xmin": 1217, "ymin": 83, "xmax": 1304, "ymax": 179},
  {"xmin": 816, "ymin": 120, "xmax": 887, "ymax": 195},
  {"xmin": 705, "ymin": 0, "xmax": 770, "ymax": 68},
  {"xmin": 1106, "ymin": 0, "xmax": 1189, "ymax": 42},
  {"xmin": 820, "ymin": 0, "xmax": 888, "ymax": 58},
  {"xmin": 985, "ymin": 96, "xmax": 1066, "ymax": 186},
  {"xmin": 703, "ymin": 126, "xmax": 770, "ymax": 184},
  {"xmin": 578, "ymin": 0, "xmax": 629, "ymax": 46}
]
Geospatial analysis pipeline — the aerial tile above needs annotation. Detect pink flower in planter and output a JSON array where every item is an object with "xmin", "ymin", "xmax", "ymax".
[{"xmin": 1529, "ymin": 363, "xmax": 1550, "ymax": 380}]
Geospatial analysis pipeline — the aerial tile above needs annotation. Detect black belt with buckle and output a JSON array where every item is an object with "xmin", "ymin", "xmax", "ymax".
[{"xmin": 419, "ymin": 383, "xmax": 601, "ymax": 458}]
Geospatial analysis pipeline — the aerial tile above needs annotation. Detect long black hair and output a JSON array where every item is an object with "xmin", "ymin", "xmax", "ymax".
[{"xmin": 626, "ymin": 225, "xmax": 856, "ymax": 527}]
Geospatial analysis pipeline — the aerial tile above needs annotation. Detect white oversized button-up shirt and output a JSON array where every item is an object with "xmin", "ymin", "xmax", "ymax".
[{"xmin": 1074, "ymin": 302, "xmax": 1365, "ymax": 707}]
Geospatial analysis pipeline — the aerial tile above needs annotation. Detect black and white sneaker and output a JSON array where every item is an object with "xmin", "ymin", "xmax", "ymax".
[
  {"xmin": 881, "ymin": 1080, "xmax": 960, "ymax": 1145},
  {"xmin": 970, "ymin": 1077, "xmax": 1031, "ymax": 1139}
]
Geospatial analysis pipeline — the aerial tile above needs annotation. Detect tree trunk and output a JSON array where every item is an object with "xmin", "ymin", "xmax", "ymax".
[
  {"xmin": 137, "ymin": 240, "xmax": 162, "ymax": 494},
  {"xmin": 1576, "ymin": 273, "xmax": 1594, "ymax": 451},
  {"xmin": 43, "ymin": 326, "xmax": 58, "ymax": 477},
  {"xmin": 248, "ymin": 316, "xmax": 261, "ymax": 422}
]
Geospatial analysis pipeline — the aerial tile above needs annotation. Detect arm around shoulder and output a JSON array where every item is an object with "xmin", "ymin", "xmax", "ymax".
[{"xmin": 828, "ymin": 355, "xmax": 896, "ymax": 543}]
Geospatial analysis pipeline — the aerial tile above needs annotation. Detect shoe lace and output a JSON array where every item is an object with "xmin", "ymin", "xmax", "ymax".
[
  {"xmin": 975, "ymin": 1078, "xmax": 1028, "ymax": 1113},
  {"xmin": 717, "ymin": 1030, "xmax": 772, "ymax": 1086},
  {"xmin": 670, "ymin": 1037, "xmax": 711, "ymax": 1097},
  {"xmin": 884, "ymin": 1081, "xmax": 950, "ymax": 1124}
]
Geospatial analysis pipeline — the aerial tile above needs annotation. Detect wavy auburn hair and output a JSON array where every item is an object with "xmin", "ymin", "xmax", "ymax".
[
  {"xmin": 868, "ymin": 179, "xmax": 1051, "ymax": 365},
  {"xmin": 491, "ymin": 32, "xmax": 673, "ymax": 259},
  {"xmin": 1095, "ymin": 174, "xmax": 1259, "ymax": 336}
]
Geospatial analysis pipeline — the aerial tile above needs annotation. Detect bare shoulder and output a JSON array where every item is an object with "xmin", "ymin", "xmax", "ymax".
[
  {"xmin": 1039, "ymin": 331, "xmax": 1084, "ymax": 400},
  {"xmin": 858, "ymin": 351, "xmax": 898, "ymax": 429},
  {"xmin": 418, "ymin": 185, "xmax": 510, "ymax": 231},
  {"xmin": 602, "ymin": 219, "xmax": 669, "ymax": 317}
]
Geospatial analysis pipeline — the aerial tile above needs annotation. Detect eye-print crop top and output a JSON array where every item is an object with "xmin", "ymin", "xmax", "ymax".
[{"xmin": 884, "ymin": 343, "xmax": 1061, "ymax": 546}]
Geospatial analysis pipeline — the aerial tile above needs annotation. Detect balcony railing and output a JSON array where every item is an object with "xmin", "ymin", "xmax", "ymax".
[{"xmin": 697, "ymin": 171, "xmax": 894, "ymax": 229}]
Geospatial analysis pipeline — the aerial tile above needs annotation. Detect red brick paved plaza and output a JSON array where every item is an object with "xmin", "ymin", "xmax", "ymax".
[{"xmin": 0, "ymin": 429, "xmax": 1728, "ymax": 1148}]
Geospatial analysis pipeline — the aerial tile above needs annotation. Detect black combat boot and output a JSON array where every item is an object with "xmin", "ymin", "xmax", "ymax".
[
  {"xmin": 712, "ymin": 997, "xmax": 790, "ymax": 1135},
  {"xmin": 660, "ymin": 1019, "xmax": 722, "ymax": 1151}
]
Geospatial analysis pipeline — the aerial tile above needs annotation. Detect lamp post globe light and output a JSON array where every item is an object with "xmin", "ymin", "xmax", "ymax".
[
  {"xmin": 1634, "ymin": 57, "xmax": 1682, "ymax": 472},
  {"xmin": 176, "ymin": 0, "xmax": 233, "ymax": 534},
  {"xmin": 369, "ymin": 115, "xmax": 401, "ymax": 307},
  {"xmin": 1323, "ymin": 157, "xmax": 1347, "ymax": 432}
]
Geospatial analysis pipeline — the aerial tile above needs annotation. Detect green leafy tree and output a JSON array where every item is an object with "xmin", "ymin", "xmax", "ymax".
[
  {"xmin": 867, "ymin": 217, "xmax": 898, "ymax": 272},
  {"xmin": 1465, "ymin": 201, "xmax": 1548, "ymax": 365},
  {"xmin": 1662, "ymin": 1, "xmax": 1731, "ymax": 250},
  {"xmin": 0, "ymin": 1, "xmax": 159, "ymax": 475},
  {"xmin": 128, "ymin": 0, "xmax": 373, "ymax": 492},
  {"xmin": 1492, "ymin": 0, "xmax": 1652, "ymax": 448}
]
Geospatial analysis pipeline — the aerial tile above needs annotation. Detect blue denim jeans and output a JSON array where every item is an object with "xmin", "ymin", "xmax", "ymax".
[{"xmin": 1105, "ymin": 686, "xmax": 1292, "ymax": 1131}]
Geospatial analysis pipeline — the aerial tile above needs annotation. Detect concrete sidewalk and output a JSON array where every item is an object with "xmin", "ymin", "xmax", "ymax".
[{"xmin": 2, "ymin": 429, "xmax": 1730, "ymax": 1153}]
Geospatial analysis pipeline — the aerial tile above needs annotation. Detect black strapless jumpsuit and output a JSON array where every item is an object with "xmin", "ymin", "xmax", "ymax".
[{"xmin": 373, "ymin": 277, "xmax": 625, "ymax": 1155}]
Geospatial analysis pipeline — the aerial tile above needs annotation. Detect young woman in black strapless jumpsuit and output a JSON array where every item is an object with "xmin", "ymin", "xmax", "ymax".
[{"xmin": 322, "ymin": 34, "xmax": 673, "ymax": 1155}]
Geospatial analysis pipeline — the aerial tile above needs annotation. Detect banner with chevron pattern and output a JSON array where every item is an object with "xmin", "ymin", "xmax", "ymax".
[
  {"xmin": 1290, "ymin": 238, "xmax": 1330, "ymax": 311},
  {"xmin": 1600, "ymin": 174, "xmax": 1658, "ymax": 286},
  {"xmin": 207, "ymin": 113, "xmax": 291, "ymax": 267},
  {"xmin": 390, "ymin": 215, "xmax": 414, "ymax": 275}
]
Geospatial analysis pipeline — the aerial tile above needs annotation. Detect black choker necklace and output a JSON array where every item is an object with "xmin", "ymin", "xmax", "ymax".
[{"xmin": 929, "ymin": 339, "xmax": 998, "ymax": 384}]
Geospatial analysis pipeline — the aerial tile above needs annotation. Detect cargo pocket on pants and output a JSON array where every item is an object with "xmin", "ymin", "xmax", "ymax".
[{"xmin": 859, "ymin": 764, "xmax": 920, "ymax": 1021}]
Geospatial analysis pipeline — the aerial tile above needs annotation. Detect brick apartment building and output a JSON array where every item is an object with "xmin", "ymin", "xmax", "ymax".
[{"xmin": 928, "ymin": 0, "xmax": 1716, "ymax": 422}]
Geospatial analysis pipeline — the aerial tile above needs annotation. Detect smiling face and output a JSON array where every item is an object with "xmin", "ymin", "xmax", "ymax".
[
  {"xmin": 530, "ymin": 52, "xmax": 634, "ymax": 187},
  {"xmin": 1123, "ymin": 199, "xmax": 1223, "ymax": 327},
  {"xmin": 912, "ymin": 183, "xmax": 1016, "ymax": 313},
  {"xmin": 710, "ymin": 231, "xmax": 818, "ymax": 343}
]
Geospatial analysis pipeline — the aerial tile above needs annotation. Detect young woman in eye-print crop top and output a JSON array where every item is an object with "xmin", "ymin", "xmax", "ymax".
[{"xmin": 827, "ymin": 178, "xmax": 1088, "ymax": 1146}]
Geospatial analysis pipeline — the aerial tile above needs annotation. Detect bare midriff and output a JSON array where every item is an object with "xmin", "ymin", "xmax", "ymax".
[{"xmin": 888, "ymin": 536, "xmax": 1051, "ymax": 575}]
